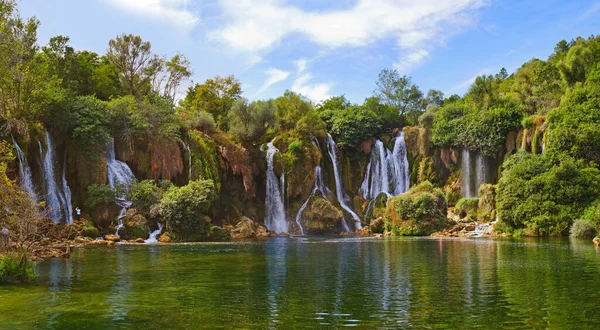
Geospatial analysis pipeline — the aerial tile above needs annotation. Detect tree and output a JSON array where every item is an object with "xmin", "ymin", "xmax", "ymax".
[
  {"xmin": 467, "ymin": 75, "xmax": 495, "ymax": 109},
  {"xmin": 151, "ymin": 54, "xmax": 192, "ymax": 105},
  {"xmin": 0, "ymin": 1, "xmax": 41, "ymax": 127},
  {"xmin": 374, "ymin": 68, "xmax": 423, "ymax": 115},
  {"xmin": 274, "ymin": 90, "xmax": 313, "ymax": 129},
  {"xmin": 182, "ymin": 75, "xmax": 242, "ymax": 130},
  {"xmin": 107, "ymin": 34, "xmax": 162, "ymax": 98},
  {"xmin": 228, "ymin": 98, "xmax": 277, "ymax": 144}
]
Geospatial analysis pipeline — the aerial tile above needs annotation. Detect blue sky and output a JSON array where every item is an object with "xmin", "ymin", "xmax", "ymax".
[{"xmin": 19, "ymin": 0, "xmax": 600, "ymax": 104}]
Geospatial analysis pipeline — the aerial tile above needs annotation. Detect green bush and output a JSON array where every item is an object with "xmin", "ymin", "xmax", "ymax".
[
  {"xmin": 159, "ymin": 179, "xmax": 215, "ymax": 240},
  {"xmin": 496, "ymin": 152, "xmax": 600, "ymax": 236},
  {"xmin": 186, "ymin": 110, "xmax": 217, "ymax": 134},
  {"xmin": 128, "ymin": 180, "xmax": 163, "ymax": 218},
  {"xmin": 330, "ymin": 106, "xmax": 381, "ymax": 150},
  {"xmin": 521, "ymin": 116, "xmax": 534, "ymax": 128},
  {"xmin": 455, "ymin": 197, "xmax": 479, "ymax": 218},
  {"xmin": 570, "ymin": 219, "xmax": 597, "ymax": 239},
  {"xmin": 82, "ymin": 221, "xmax": 100, "ymax": 238},
  {"xmin": 385, "ymin": 181, "xmax": 448, "ymax": 235},
  {"xmin": 0, "ymin": 252, "xmax": 35, "ymax": 284},
  {"xmin": 85, "ymin": 184, "xmax": 116, "ymax": 209},
  {"xmin": 228, "ymin": 98, "xmax": 277, "ymax": 144}
]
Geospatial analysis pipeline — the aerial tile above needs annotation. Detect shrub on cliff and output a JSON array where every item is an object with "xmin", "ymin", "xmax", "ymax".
[
  {"xmin": 159, "ymin": 179, "xmax": 215, "ymax": 240},
  {"xmin": 128, "ymin": 180, "xmax": 164, "ymax": 218},
  {"xmin": 455, "ymin": 197, "xmax": 479, "ymax": 219},
  {"xmin": 496, "ymin": 152, "xmax": 600, "ymax": 235},
  {"xmin": 385, "ymin": 181, "xmax": 448, "ymax": 235}
]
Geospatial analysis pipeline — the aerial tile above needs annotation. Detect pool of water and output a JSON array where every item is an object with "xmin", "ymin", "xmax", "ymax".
[{"xmin": 1, "ymin": 236, "xmax": 600, "ymax": 329}]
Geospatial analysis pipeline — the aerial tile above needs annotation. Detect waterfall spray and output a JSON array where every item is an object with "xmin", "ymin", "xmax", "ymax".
[
  {"xmin": 326, "ymin": 134, "xmax": 361, "ymax": 230},
  {"xmin": 39, "ymin": 131, "xmax": 71, "ymax": 223},
  {"xmin": 265, "ymin": 141, "xmax": 288, "ymax": 234},
  {"xmin": 12, "ymin": 136, "xmax": 38, "ymax": 202},
  {"xmin": 106, "ymin": 140, "xmax": 135, "ymax": 235}
]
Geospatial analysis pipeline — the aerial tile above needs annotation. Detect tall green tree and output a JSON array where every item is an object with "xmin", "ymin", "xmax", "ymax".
[
  {"xmin": 107, "ymin": 34, "xmax": 162, "ymax": 98},
  {"xmin": 182, "ymin": 75, "xmax": 242, "ymax": 130},
  {"xmin": 374, "ymin": 68, "xmax": 423, "ymax": 115}
]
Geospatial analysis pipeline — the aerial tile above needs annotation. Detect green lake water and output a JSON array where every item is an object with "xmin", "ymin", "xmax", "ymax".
[{"xmin": 1, "ymin": 236, "xmax": 600, "ymax": 329}]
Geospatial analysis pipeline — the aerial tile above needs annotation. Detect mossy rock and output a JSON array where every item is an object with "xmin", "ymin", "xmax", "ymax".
[
  {"xmin": 456, "ymin": 197, "xmax": 479, "ymax": 219},
  {"xmin": 82, "ymin": 222, "xmax": 100, "ymax": 238},
  {"xmin": 125, "ymin": 213, "xmax": 150, "ymax": 239},
  {"xmin": 385, "ymin": 181, "xmax": 448, "ymax": 236},
  {"xmin": 301, "ymin": 196, "xmax": 344, "ymax": 234},
  {"xmin": 370, "ymin": 217, "xmax": 386, "ymax": 233},
  {"xmin": 364, "ymin": 193, "xmax": 389, "ymax": 224},
  {"xmin": 477, "ymin": 184, "xmax": 496, "ymax": 221}
]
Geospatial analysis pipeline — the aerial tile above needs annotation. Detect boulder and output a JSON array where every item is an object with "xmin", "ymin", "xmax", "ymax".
[
  {"xmin": 256, "ymin": 225, "xmax": 273, "ymax": 238},
  {"xmin": 158, "ymin": 234, "xmax": 172, "ymax": 243},
  {"xmin": 104, "ymin": 234, "xmax": 121, "ymax": 242},
  {"xmin": 386, "ymin": 181, "xmax": 448, "ymax": 236},
  {"xmin": 300, "ymin": 196, "xmax": 345, "ymax": 234},
  {"xmin": 133, "ymin": 238, "xmax": 146, "ymax": 243},
  {"xmin": 125, "ymin": 213, "xmax": 150, "ymax": 239},
  {"xmin": 230, "ymin": 217, "xmax": 257, "ymax": 239}
]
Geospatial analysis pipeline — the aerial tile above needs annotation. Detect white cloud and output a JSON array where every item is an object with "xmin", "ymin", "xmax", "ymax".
[
  {"xmin": 294, "ymin": 59, "xmax": 308, "ymax": 74},
  {"xmin": 445, "ymin": 68, "xmax": 490, "ymax": 95},
  {"xmin": 210, "ymin": 0, "xmax": 489, "ymax": 72},
  {"xmin": 105, "ymin": 0, "xmax": 198, "ymax": 28},
  {"xmin": 292, "ymin": 73, "xmax": 332, "ymax": 103},
  {"xmin": 395, "ymin": 49, "xmax": 429, "ymax": 73},
  {"xmin": 258, "ymin": 68, "xmax": 290, "ymax": 93}
]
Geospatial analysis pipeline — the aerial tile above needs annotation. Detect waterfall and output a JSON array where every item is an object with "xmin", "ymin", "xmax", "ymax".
[
  {"xmin": 294, "ymin": 165, "xmax": 328, "ymax": 235},
  {"xmin": 106, "ymin": 140, "xmax": 135, "ymax": 234},
  {"xmin": 265, "ymin": 141, "xmax": 288, "ymax": 234},
  {"xmin": 144, "ymin": 222, "xmax": 163, "ymax": 243},
  {"xmin": 325, "ymin": 134, "xmax": 361, "ymax": 230},
  {"xmin": 359, "ymin": 140, "xmax": 390, "ymax": 200},
  {"xmin": 475, "ymin": 152, "xmax": 486, "ymax": 197},
  {"xmin": 391, "ymin": 132, "xmax": 410, "ymax": 195},
  {"xmin": 39, "ymin": 131, "xmax": 71, "ymax": 223},
  {"xmin": 12, "ymin": 136, "xmax": 38, "ymax": 202},
  {"xmin": 461, "ymin": 148, "xmax": 474, "ymax": 198},
  {"xmin": 462, "ymin": 149, "xmax": 489, "ymax": 198},
  {"xmin": 61, "ymin": 153, "xmax": 73, "ymax": 224},
  {"xmin": 359, "ymin": 133, "xmax": 410, "ymax": 200}
]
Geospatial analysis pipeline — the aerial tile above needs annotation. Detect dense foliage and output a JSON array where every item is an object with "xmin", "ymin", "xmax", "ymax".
[
  {"xmin": 159, "ymin": 180, "xmax": 215, "ymax": 240},
  {"xmin": 385, "ymin": 181, "xmax": 448, "ymax": 236},
  {"xmin": 495, "ymin": 152, "xmax": 600, "ymax": 235}
]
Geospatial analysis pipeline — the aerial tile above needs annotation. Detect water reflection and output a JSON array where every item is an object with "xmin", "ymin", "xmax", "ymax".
[
  {"xmin": 265, "ymin": 237, "xmax": 288, "ymax": 328},
  {"xmin": 3, "ymin": 237, "xmax": 600, "ymax": 328}
]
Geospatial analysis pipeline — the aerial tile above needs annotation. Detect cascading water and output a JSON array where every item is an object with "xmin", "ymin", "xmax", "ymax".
[
  {"xmin": 265, "ymin": 141, "xmax": 288, "ymax": 234},
  {"xmin": 326, "ymin": 134, "xmax": 361, "ymax": 230},
  {"xmin": 359, "ymin": 133, "xmax": 410, "ymax": 200},
  {"xmin": 12, "ymin": 136, "xmax": 38, "ymax": 202},
  {"xmin": 461, "ymin": 148, "xmax": 474, "ymax": 198},
  {"xmin": 61, "ymin": 153, "xmax": 73, "ymax": 224},
  {"xmin": 475, "ymin": 152, "xmax": 486, "ymax": 197},
  {"xmin": 106, "ymin": 141, "xmax": 135, "ymax": 235},
  {"xmin": 39, "ymin": 131, "xmax": 71, "ymax": 223},
  {"xmin": 144, "ymin": 223, "xmax": 163, "ymax": 243},
  {"xmin": 462, "ymin": 149, "xmax": 490, "ymax": 198},
  {"xmin": 294, "ymin": 165, "xmax": 327, "ymax": 235},
  {"xmin": 182, "ymin": 142, "xmax": 192, "ymax": 181},
  {"xmin": 391, "ymin": 132, "xmax": 410, "ymax": 195}
]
